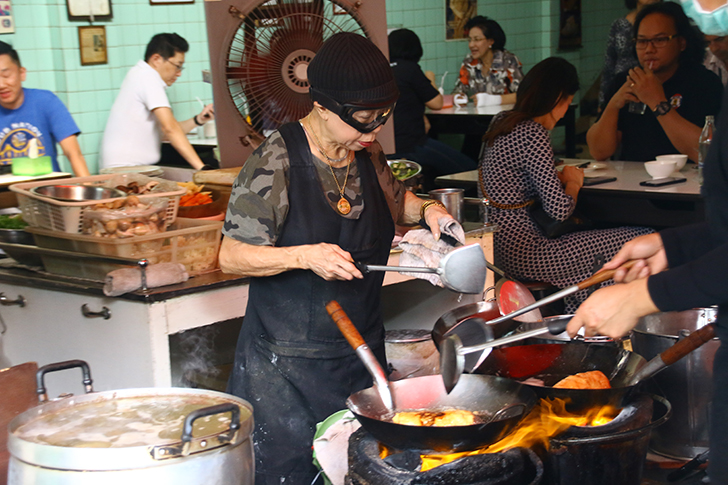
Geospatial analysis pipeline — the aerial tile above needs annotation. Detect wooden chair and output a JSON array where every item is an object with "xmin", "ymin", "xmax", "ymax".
[{"xmin": 0, "ymin": 362, "xmax": 39, "ymax": 485}]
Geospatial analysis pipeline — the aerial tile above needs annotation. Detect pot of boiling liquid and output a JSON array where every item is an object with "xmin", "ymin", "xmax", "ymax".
[{"xmin": 7, "ymin": 361, "xmax": 254, "ymax": 485}]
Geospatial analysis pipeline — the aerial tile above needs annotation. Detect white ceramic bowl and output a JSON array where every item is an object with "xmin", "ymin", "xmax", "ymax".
[
  {"xmin": 656, "ymin": 154, "xmax": 688, "ymax": 170},
  {"xmin": 645, "ymin": 160, "xmax": 677, "ymax": 179}
]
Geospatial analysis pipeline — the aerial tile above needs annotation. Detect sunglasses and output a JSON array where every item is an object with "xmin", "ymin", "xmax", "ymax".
[{"xmin": 310, "ymin": 87, "xmax": 396, "ymax": 134}]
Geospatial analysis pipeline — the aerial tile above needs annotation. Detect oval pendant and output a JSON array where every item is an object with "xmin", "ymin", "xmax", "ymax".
[{"xmin": 337, "ymin": 197, "xmax": 351, "ymax": 215}]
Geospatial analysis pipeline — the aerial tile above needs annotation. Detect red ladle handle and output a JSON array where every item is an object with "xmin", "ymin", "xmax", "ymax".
[{"xmin": 326, "ymin": 300, "xmax": 365, "ymax": 350}]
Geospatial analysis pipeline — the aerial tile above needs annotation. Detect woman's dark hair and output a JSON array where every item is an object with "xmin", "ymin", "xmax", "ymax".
[
  {"xmin": 388, "ymin": 29, "xmax": 423, "ymax": 62},
  {"xmin": 464, "ymin": 16, "xmax": 507, "ymax": 51},
  {"xmin": 483, "ymin": 57, "xmax": 579, "ymax": 145},
  {"xmin": 624, "ymin": 0, "xmax": 638, "ymax": 12},
  {"xmin": 633, "ymin": 2, "xmax": 705, "ymax": 67}
]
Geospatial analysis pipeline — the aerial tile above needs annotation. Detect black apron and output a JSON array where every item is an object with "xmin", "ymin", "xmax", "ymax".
[{"xmin": 228, "ymin": 122, "xmax": 395, "ymax": 485}]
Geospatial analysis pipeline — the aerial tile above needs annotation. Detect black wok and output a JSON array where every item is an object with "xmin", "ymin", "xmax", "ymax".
[
  {"xmin": 326, "ymin": 300, "xmax": 537, "ymax": 454},
  {"xmin": 474, "ymin": 323, "xmax": 716, "ymax": 412},
  {"xmin": 347, "ymin": 374, "xmax": 537, "ymax": 453}
]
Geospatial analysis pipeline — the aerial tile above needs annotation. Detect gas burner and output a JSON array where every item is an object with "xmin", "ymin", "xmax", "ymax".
[
  {"xmin": 345, "ymin": 393, "xmax": 670, "ymax": 485},
  {"xmin": 346, "ymin": 428, "xmax": 543, "ymax": 485}
]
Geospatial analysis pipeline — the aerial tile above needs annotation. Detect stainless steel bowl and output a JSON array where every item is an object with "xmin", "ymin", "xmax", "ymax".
[
  {"xmin": 387, "ymin": 159, "xmax": 422, "ymax": 181},
  {"xmin": 30, "ymin": 184, "xmax": 127, "ymax": 202}
]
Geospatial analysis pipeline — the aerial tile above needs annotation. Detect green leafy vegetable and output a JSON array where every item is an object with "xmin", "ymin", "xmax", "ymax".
[
  {"xmin": 0, "ymin": 214, "xmax": 28, "ymax": 230},
  {"xmin": 389, "ymin": 161, "xmax": 419, "ymax": 181}
]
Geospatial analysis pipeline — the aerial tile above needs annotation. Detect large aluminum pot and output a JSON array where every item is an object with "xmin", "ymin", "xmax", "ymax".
[
  {"xmin": 631, "ymin": 307, "xmax": 719, "ymax": 460},
  {"xmin": 7, "ymin": 362, "xmax": 254, "ymax": 485}
]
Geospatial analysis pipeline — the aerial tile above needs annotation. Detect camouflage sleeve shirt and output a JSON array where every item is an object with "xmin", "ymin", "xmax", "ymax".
[{"xmin": 223, "ymin": 128, "xmax": 407, "ymax": 246}]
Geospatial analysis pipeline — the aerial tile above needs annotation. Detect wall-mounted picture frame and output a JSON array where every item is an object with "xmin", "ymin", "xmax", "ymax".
[
  {"xmin": 150, "ymin": 0, "xmax": 194, "ymax": 4},
  {"xmin": 0, "ymin": 0, "xmax": 15, "ymax": 34},
  {"xmin": 332, "ymin": 4, "xmax": 347, "ymax": 15},
  {"xmin": 79, "ymin": 26, "xmax": 108, "ymax": 66},
  {"xmin": 446, "ymin": 0, "xmax": 476, "ymax": 41},
  {"xmin": 66, "ymin": 0, "xmax": 112, "ymax": 21}
]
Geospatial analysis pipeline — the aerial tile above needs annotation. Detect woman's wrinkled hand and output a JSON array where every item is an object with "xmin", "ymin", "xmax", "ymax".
[
  {"xmin": 301, "ymin": 243, "xmax": 363, "ymax": 281},
  {"xmin": 424, "ymin": 205, "xmax": 451, "ymax": 240}
]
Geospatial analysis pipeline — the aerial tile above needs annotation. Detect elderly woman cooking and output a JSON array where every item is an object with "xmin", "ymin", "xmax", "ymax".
[{"xmin": 219, "ymin": 32, "xmax": 455, "ymax": 485}]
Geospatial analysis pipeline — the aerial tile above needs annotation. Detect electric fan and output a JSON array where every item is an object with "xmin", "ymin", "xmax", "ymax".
[{"xmin": 204, "ymin": 0, "xmax": 393, "ymax": 167}]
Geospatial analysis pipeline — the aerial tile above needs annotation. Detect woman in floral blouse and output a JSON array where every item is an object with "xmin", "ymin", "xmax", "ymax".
[{"xmin": 454, "ymin": 16, "xmax": 524, "ymax": 105}]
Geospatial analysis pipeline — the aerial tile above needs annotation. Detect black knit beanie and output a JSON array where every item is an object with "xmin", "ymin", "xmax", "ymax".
[{"xmin": 308, "ymin": 32, "xmax": 399, "ymax": 108}]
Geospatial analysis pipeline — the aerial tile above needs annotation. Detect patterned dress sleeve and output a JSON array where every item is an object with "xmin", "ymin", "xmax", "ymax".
[
  {"xmin": 523, "ymin": 124, "xmax": 575, "ymax": 221},
  {"xmin": 599, "ymin": 19, "xmax": 623, "ymax": 107},
  {"xmin": 222, "ymin": 132, "xmax": 290, "ymax": 246}
]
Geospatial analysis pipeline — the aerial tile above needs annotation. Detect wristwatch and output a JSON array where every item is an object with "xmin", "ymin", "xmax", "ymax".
[{"xmin": 653, "ymin": 101, "xmax": 671, "ymax": 117}]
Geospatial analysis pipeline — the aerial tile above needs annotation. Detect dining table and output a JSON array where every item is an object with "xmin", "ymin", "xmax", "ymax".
[
  {"xmin": 425, "ymin": 103, "xmax": 577, "ymax": 158},
  {"xmin": 434, "ymin": 160, "xmax": 704, "ymax": 228}
]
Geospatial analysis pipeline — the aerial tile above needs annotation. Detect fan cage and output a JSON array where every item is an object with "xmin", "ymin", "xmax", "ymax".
[{"xmin": 226, "ymin": 0, "xmax": 369, "ymax": 138}]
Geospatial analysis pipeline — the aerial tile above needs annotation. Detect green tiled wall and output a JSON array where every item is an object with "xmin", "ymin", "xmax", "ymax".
[
  {"xmin": 5, "ymin": 0, "xmax": 210, "ymax": 174},
  {"xmin": 4, "ymin": 0, "xmax": 627, "ymax": 173}
]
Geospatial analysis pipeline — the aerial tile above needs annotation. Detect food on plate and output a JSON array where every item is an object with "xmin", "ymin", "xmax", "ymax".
[
  {"xmin": 392, "ymin": 408, "xmax": 478, "ymax": 427},
  {"xmin": 0, "ymin": 214, "xmax": 28, "ymax": 229},
  {"xmin": 389, "ymin": 161, "xmax": 419, "ymax": 181},
  {"xmin": 553, "ymin": 370, "xmax": 611, "ymax": 390},
  {"xmin": 178, "ymin": 181, "xmax": 214, "ymax": 207}
]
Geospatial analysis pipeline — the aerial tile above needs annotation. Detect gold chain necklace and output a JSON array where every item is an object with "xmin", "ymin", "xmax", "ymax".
[{"xmin": 302, "ymin": 119, "xmax": 353, "ymax": 215}]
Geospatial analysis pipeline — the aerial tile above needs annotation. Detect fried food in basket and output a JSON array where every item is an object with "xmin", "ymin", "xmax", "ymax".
[
  {"xmin": 553, "ymin": 370, "xmax": 611, "ymax": 390},
  {"xmin": 392, "ymin": 409, "xmax": 478, "ymax": 427}
]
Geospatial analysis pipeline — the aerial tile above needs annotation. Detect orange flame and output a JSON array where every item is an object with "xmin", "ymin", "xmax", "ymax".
[{"xmin": 416, "ymin": 398, "xmax": 619, "ymax": 472}]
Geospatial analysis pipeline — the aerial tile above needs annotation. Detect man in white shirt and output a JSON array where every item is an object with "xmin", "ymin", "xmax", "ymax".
[
  {"xmin": 704, "ymin": 34, "xmax": 728, "ymax": 85},
  {"xmin": 101, "ymin": 33, "xmax": 214, "ymax": 170}
]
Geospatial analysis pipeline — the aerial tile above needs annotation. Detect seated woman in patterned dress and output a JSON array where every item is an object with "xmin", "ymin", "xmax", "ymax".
[
  {"xmin": 479, "ymin": 57, "xmax": 653, "ymax": 312},
  {"xmin": 454, "ymin": 16, "xmax": 524, "ymax": 105}
]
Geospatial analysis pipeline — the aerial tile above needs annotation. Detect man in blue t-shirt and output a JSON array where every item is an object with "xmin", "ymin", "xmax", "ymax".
[{"xmin": 0, "ymin": 42, "xmax": 89, "ymax": 175}]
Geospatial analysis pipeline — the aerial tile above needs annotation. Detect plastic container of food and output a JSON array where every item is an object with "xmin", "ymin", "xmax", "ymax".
[
  {"xmin": 11, "ymin": 174, "xmax": 184, "ymax": 234},
  {"xmin": 26, "ymin": 218, "xmax": 223, "ymax": 281}
]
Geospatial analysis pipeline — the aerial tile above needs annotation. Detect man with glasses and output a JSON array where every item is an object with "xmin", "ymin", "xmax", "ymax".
[
  {"xmin": 587, "ymin": 2, "xmax": 722, "ymax": 162},
  {"xmin": 101, "ymin": 33, "xmax": 214, "ymax": 170},
  {"xmin": 705, "ymin": 34, "xmax": 728, "ymax": 85}
]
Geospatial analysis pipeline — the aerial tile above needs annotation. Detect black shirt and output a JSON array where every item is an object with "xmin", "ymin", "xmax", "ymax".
[
  {"xmin": 390, "ymin": 60, "xmax": 440, "ymax": 153},
  {"xmin": 602, "ymin": 63, "xmax": 723, "ymax": 162}
]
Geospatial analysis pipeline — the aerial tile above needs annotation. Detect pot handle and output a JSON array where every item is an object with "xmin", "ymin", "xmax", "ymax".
[
  {"xmin": 181, "ymin": 403, "xmax": 241, "ymax": 444},
  {"xmin": 36, "ymin": 359, "xmax": 93, "ymax": 403}
]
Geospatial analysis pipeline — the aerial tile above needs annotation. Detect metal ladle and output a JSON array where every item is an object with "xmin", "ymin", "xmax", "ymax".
[
  {"xmin": 356, "ymin": 243, "xmax": 487, "ymax": 294},
  {"xmin": 440, "ymin": 261, "xmax": 638, "ymax": 393}
]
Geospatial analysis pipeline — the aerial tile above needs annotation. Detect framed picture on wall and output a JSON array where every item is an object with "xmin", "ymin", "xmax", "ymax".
[
  {"xmin": 446, "ymin": 0, "xmax": 476, "ymax": 40},
  {"xmin": 0, "ymin": 0, "xmax": 15, "ymax": 34},
  {"xmin": 66, "ymin": 0, "xmax": 112, "ymax": 21},
  {"xmin": 78, "ymin": 26, "xmax": 108, "ymax": 66},
  {"xmin": 150, "ymin": 0, "xmax": 194, "ymax": 4}
]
